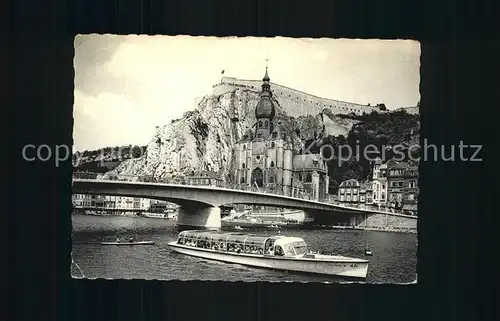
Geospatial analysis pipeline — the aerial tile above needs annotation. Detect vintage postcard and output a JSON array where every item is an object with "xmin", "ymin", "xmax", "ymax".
[{"xmin": 71, "ymin": 35, "xmax": 420, "ymax": 283}]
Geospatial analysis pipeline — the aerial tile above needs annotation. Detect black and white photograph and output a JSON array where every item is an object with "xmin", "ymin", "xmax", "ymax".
[{"xmin": 71, "ymin": 35, "xmax": 420, "ymax": 283}]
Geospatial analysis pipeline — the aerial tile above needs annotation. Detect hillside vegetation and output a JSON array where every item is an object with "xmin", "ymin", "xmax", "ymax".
[
  {"xmin": 73, "ymin": 145, "xmax": 147, "ymax": 173},
  {"xmin": 302, "ymin": 109, "xmax": 420, "ymax": 193}
]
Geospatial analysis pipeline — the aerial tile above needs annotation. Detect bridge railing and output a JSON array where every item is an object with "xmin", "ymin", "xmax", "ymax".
[{"xmin": 72, "ymin": 171, "xmax": 318, "ymax": 201}]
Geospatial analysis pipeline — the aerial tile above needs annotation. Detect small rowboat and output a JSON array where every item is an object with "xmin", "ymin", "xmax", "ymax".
[{"xmin": 100, "ymin": 241, "xmax": 155, "ymax": 246}]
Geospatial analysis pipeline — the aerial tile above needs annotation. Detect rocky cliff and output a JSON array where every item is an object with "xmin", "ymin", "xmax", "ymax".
[{"xmin": 104, "ymin": 88, "xmax": 360, "ymax": 181}]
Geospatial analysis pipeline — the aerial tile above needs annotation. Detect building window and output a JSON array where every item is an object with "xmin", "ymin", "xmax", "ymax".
[
  {"xmin": 258, "ymin": 121, "xmax": 263, "ymax": 128},
  {"xmin": 243, "ymin": 144, "xmax": 246, "ymax": 150},
  {"xmin": 242, "ymin": 163, "xmax": 246, "ymax": 169},
  {"xmin": 272, "ymin": 132, "xmax": 277, "ymax": 139},
  {"xmin": 240, "ymin": 177, "xmax": 245, "ymax": 184},
  {"xmin": 270, "ymin": 161, "xmax": 275, "ymax": 167},
  {"xmin": 271, "ymin": 142, "xmax": 275, "ymax": 148},
  {"xmin": 256, "ymin": 155, "xmax": 260, "ymax": 160},
  {"xmin": 264, "ymin": 120, "xmax": 269, "ymax": 128},
  {"xmin": 305, "ymin": 173, "xmax": 312, "ymax": 182},
  {"xmin": 269, "ymin": 175, "xmax": 275, "ymax": 183},
  {"xmin": 257, "ymin": 133, "xmax": 262, "ymax": 138}
]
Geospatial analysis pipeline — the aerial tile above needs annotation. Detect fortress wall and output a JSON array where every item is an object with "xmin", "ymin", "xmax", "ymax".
[
  {"xmin": 398, "ymin": 106, "xmax": 420, "ymax": 115},
  {"xmin": 213, "ymin": 77, "xmax": 381, "ymax": 116}
]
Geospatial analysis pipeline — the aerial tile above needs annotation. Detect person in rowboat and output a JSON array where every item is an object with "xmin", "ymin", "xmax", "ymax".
[
  {"xmin": 129, "ymin": 236, "xmax": 135, "ymax": 243},
  {"xmin": 116, "ymin": 236, "xmax": 121, "ymax": 243}
]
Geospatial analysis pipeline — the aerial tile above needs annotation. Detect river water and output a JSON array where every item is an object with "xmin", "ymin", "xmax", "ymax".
[{"xmin": 71, "ymin": 213, "xmax": 417, "ymax": 283}]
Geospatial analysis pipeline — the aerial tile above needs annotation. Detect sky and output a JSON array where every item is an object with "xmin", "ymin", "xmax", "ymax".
[{"xmin": 73, "ymin": 35, "xmax": 420, "ymax": 152}]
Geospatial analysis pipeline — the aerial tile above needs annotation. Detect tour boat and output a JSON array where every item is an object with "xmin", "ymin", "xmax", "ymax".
[
  {"xmin": 168, "ymin": 230, "xmax": 369, "ymax": 279},
  {"xmin": 234, "ymin": 226, "xmax": 243, "ymax": 230}
]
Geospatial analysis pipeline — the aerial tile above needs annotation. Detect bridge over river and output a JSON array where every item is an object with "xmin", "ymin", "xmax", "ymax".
[{"xmin": 72, "ymin": 172, "xmax": 417, "ymax": 230}]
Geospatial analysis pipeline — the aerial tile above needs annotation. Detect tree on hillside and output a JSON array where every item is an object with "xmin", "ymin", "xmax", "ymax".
[
  {"xmin": 328, "ymin": 179, "xmax": 339, "ymax": 194},
  {"xmin": 132, "ymin": 146, "xmax": 142, "ymax": 158},
  {"xmin": 342, "ymin": 170, "xmax": 357, "ymax": 181}
]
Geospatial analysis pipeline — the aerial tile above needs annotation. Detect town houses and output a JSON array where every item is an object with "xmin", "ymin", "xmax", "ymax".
[{"xmin": 337, "ymin": 158, "xmax": 419, "ymax": 215}]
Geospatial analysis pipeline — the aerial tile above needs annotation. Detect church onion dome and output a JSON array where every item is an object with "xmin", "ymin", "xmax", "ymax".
[
  {"xmin": 255, "ymin": 97, "xmax": 276, "ymax": 120},
  {"xmin": 292, "ymin": 154, "xmax": 327, "ymax": 173},
  {"xmin": 255, "ymin": 66, "xmax": 276, "ymax": 120}
]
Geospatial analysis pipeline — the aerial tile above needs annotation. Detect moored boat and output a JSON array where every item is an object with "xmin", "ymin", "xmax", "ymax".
[{"xmin": 168, "ymin": 230, "xmax": 369, "ymax": 278}]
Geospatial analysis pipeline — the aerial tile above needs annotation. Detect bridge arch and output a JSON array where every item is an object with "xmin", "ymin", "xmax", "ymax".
[{"xmin": 77, "ymin": 189, "xmax": 214, "ymax": 209}]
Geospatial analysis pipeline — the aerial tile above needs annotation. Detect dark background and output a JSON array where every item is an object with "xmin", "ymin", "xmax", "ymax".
[{"xmin": 7, "ymin": 0, "xmax": 494, "ymax": 320}]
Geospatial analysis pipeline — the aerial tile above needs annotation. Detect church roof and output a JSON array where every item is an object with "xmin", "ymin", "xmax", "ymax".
[{"xmin": 263, "ymin": 67, "xmax": 270, "ymax": 81}]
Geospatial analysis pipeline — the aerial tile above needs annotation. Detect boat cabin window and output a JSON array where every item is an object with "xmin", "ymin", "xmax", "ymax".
[
  {"xmin": 179, "ymin": 231, "xmax": 269, "ymax": 255},
  {"xmin": 283, "ymin": 244, "xmax": 296, "ymax": 257},
  {"xmin": 274, "ymin": 245, "xmax": 284, "ymax": 256},
  {"xmin": 292, "ymin": 241, "xmax": 308, "ymax": 256},
  {"xmin": 264, "ymin": 239, "xmax": 275, "ymax": 254}
]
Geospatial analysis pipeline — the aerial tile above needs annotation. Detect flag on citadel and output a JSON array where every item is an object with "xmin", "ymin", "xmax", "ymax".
[{"xmin": 221, "ymin": 70, "xmax": 225, "ymax": 74}]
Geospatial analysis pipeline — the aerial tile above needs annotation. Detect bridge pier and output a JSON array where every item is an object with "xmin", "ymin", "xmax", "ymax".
[{"xmin": 177, "ymin": 206, "xmax": 221, "ymax": 230}]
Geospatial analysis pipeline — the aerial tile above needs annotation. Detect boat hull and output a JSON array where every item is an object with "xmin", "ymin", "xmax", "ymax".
[
  {"xmin": 100, "ymin": 241, "xmax": 155, "ymax": 246},
  {"xmin": 168, "ymin": 242, "xmax": 368, "ymax": 278}
]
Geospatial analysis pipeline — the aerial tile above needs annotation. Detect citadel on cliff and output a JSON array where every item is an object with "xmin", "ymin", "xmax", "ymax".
[
  {"xmin": 101, "ymin": 64, "xmax": 390, "ymax": 197},
  {"xmin": 211, "ymin": 74, "xmax": 385, "ymax": 117}
]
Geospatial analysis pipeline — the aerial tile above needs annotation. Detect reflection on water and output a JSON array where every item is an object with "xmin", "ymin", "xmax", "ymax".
[{"xmin": 71, "ymin": 214, "xmax": 417, "ymax": 283}]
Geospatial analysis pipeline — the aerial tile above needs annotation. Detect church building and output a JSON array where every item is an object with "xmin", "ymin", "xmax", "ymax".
[{"xmin": 232, "ymin": 67, "xmax": 329, "ymax": 201}]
